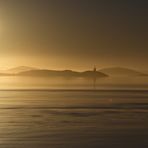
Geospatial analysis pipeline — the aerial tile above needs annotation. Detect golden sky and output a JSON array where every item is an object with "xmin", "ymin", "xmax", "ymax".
[{"xmin": 0, "ymin": 0, "xmax": 148, "ymax": 70}]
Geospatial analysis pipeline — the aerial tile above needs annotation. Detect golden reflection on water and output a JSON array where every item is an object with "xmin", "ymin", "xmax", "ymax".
[
  {"xmin": 0, "ymin": 89, "xmax": 148, "ymax": 147},
  {"xmin": 0, "ymin": 76, "xmax": 148, "ymax": 90}
]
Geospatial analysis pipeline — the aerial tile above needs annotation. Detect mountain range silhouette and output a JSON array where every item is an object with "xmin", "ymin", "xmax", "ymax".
[{"xmin": 0, "ymin": 66, "xmax": 147, "ymax": 77}]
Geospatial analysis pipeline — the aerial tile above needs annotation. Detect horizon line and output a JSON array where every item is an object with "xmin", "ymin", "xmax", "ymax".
[{"xmin": 0, "ymin": 65, "xmax": 146, "ymax": 72}]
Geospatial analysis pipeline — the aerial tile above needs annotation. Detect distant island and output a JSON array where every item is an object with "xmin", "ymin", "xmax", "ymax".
[
  {"xmin": 99, "ymin": 67, "xmax": 148, "ymax": 77},
  {"xmin": 0, "ymin": 66, "xmax": 147, "ymax": 77},
  {"xmin": 0, "ymin": 66, "xmax": 107, "ymax": 78}
]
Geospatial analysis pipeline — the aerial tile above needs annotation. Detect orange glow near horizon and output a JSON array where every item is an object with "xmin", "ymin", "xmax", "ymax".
[{"xmin": 0, "ymin": 0, "xmax": 147, "ymax": 72}]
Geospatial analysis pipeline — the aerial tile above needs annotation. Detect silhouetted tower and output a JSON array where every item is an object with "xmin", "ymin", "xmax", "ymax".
[
  {"xmin": 93, "ymin": 66, "xmax": 97, "ymax": 89},
  {"xmin": 93, "ymin": 66, "xmax": 97, "ymax": 73}
]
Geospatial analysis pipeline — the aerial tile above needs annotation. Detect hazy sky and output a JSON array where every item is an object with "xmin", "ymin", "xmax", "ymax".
[{"xmin": 0, "ymin": 0, "xmax": 147, "ymax": 70}]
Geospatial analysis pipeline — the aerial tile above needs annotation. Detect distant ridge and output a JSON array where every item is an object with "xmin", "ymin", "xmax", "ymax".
[
  {"xmin": 0, "ymin": 66, "xmax": 147, "ymax": 77},
  {"xmin": 99, "ymin": 67, "xmax": 147, "ymax": 76},
  {"xmin": 4, "ymin": 66, "xmax": 38, "ymax": 74},
  {"xmin": 17, "ymin": 69, "xmax": 107, "ymax": 78}
]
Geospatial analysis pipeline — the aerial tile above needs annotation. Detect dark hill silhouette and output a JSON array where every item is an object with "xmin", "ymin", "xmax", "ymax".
[
  {"xmin": 81, "ymin": 71, "xmax": 106, "ymax": 77},
  {"xmin": 1, "ymin": 66, "xmax": 147, "ymax": 77},
  {"xmin": 17, "ymin": 69, "xmax": 107, "ymax": 78},
  {"xmin": 99, "ymin": 67, "xmax": 147, "ymax": 76},
  {"xmin": 5, "ymin": 66, "xmax": 37, "ymax": 74}
]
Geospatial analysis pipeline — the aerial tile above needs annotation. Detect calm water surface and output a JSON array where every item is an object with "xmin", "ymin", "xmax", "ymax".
[{"xmin": 0, "ymin": 77, "xmax": 148, "ymax": 148}]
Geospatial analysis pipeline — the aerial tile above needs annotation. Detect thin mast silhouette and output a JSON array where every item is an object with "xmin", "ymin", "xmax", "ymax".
[{"xmin": 93, "ymin": 66, "xmax": 97, "ymax": 89}]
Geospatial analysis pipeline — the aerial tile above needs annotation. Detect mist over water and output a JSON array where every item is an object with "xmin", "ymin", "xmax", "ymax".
[
  {"xmin": 0, "ymin": 76, "xmax": 148, "ymax": 147},
  {"xmin": 0, "ymin": 76, "xmax": 148, "ymax": 90},
  {"xmin": 0, "ymin": 0, "xmax": 148, "ymax": 147}
]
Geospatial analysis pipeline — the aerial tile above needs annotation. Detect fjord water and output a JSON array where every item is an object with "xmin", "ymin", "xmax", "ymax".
[{"xmin": 0, "ymin": 76, "xmax": 148, "ymax": 148}]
